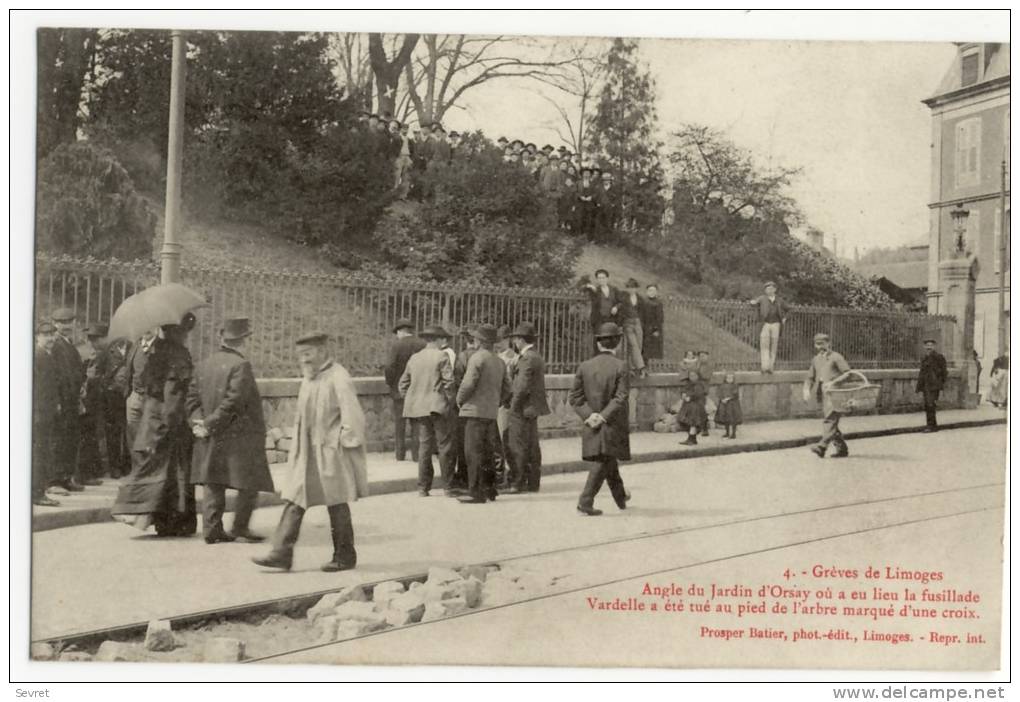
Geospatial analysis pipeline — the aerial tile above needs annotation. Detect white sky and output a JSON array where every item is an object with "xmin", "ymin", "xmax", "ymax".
[{"xmin": 447, "ymin": 38, "xmax": 959, "ymax": 255}]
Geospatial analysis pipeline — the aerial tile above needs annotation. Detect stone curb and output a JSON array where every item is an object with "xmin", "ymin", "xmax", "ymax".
[{"xmin": 32, "ymin": 417, "xmax": 1005, "ymax": 533}]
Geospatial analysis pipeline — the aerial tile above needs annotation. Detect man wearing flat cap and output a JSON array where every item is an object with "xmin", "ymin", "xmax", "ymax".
[
  {"xmin": 33, "ymin": 321, "xmax": 62, "ymax": 506},
  {"xmin": 254, "ymin": 332, "xmax": 367, "ymax": 572},
  {"xmin": 804, "ymin": 333, "xmax": 851, "ymax": 459},
  {"xmin": 507, "ymin": 322, "xmax": 550, "ymax": 493},
  {"xmin": 188, "ymin": 318, "xmax": 276, "ymax": 544},
  {"xmin": 50, "ymin": 307, "xmax": 85, "ymax": 492},
  {"xmin": 570, "ymin": 322, "xmax": 632, "ymax": 516},
  {"xmin": 456, "ymin": 324, "xmax": 511, "ymax": 503},
  {"xmin": 916, "ymin": 338, "xmax": 948, "ymax": 432},
  {"xmin": 76, "ymin": 323, "xmax": 110, "ymax": 486},
  {"xmin": 399, "ymin": 324, "xmax": 457, "ymax": 496},
  {"xmin": 384, "ymin": 319, "xmax": 426, "ymax": 462}
]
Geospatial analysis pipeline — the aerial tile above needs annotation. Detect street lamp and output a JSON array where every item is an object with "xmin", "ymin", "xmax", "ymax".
[{"xmin": 950, "ymin": 204, "xmax": 970, "ymax": 257}]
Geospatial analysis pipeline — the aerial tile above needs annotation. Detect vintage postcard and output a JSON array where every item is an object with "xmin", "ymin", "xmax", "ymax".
[{"xmin": 13, "ymin": 9, "xmax": 1011, "ymax": 684}]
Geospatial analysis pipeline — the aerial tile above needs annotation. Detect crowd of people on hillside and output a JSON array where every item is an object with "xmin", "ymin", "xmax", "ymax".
[{"xmin": 351, "ymin": 110, "xmax": 624, "ymax": 239}]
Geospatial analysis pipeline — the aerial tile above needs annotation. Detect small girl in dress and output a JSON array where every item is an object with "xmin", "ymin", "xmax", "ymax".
[
  {"xmin": 678, "ymin": 370, "xmax": 708, "ymax": 446},
  {"xmin": 715, "ymin": 372, "xmax": 743, "ymax": 439}
]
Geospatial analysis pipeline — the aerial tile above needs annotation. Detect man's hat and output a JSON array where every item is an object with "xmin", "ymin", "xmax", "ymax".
[
  {"xmin": 52, "ymin": 307, "xmax": 76, "ymax": 322},
  {"xmin": 459, "ymin": 324, "xmax": 476, "ymax": 338},
  {"xmin": 625, "ymin": 277, "xmax": 640, "ymax": 289},
  {"xmin": 432, "ymin": 123, "xmax": 446, "ymax": 133},
  {"xmin": 697, "ymin": 349, "xmax": 709, "ymax": 355},
  {"xmin": 923, "ymin": 337, "xmax": 938, "ymax": 344},
  {"xmin": 580, "ymin": 167, "xmax": 592, "ymax": 175},
  {"xmin": 510, "ymin": 321, "xmax": 538, "ymax": 339},
  {"xmin": 511, "ymin": 139, "xmax": 524, "ymax": 147},
  {"xmin": 541, "ymin": 144, "xmax": 554, "ymax": 153},
  {"xmin": 497, "ymin": 136, "xmax": 508, "ymax": 144},
  {"xmin": 419, "ymin": 324, "xmax": 450, "ymax": 339},
  {"xmin": 449, "ymin": 130, "xmax": 460, "ymax": 138},
  {"xmin": 392, "ymin": 318, "xmax": 415, "ymax": 333},
  {"xmin": 36, "ymin": 320, "xmax": 57, "ymax": 334},
  {"xmin": 357, "ymin": 110, "xmax": 370, "ymax": 117},
  {"xmin": 764, "ymin": 281, "xmax": 777, "ymax": 289},
  {"xmin": 557, "ymin": 145, "xmax": 569, "ymax": 153},
  {"xmin": 221, "ymin": 317, "xmax": 252, "ymax": 341},
  {"xmin": 389, "ymin": 118, "xmax": 402, "ymax": 127},
  {"xmin": 369, "ymin": 113, "xmax": 380, "ymax": 120},
  {"xmin": 296, "ymin": 330, "xmax": 330, "ymax": 345},
  {"xmin": 594, "ymin": 322, "xmax": 623, "ymax": 340},
  {"xmin": 472, "ymin": 323, "xmax": 498, "ymax": 344},
  {"xmin": 548, "ymin": 152, "xmax": 560, "ymax": 160},
  {"xmin": 497, "ymin": 324, "xmax": 512, "ymax": 340},
  {"xmin": 180, "ymin": 312, "xmax": 197, "ymax": 332},
  {"xmin": 86, "ymin": 323, "xmax": 108, "ymax": 338},
  {"xmin": 601, "ymin": 172, "xmax": 614, "ymax": 180},
  {"xmin": 591, "ymin": 166, "xmax": 602, "ymax": 176},
  {"xmin": 813, "ymin": 333, "xmax": 830, "ymax": 343}
]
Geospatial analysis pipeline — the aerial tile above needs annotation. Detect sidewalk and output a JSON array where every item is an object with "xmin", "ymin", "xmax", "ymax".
[{"xmin": 31, "ymin": 405, "xmax": 1006, "ymax": 533}]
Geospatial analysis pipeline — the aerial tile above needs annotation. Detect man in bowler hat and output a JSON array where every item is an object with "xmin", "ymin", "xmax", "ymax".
[
  {"xmin": 570, "ymin": 322, "xmax": 632, "ymax": 516},
  {"xmin": 399, "ymin": 324, "xmax": 457, "ymax": 496},
  {"xmin": 33, "ymin": 321, "xmax": 62, "ymax": 506},
  {"xmin": 916, "ymin": 338, "xmax": 948, "ymax": 432},
  {"xmin": 506, "ymin": 322, "xmax": 550, "ymax": 493},
  {"xmin": 384, "ymin": 319, "xmax": 426, "ymax": 461},
  {"xmin": 456, "ymin": 324, "xmax": 511, "ymax": 503},
  {"xmin": 188, "ymin": 318, "xmax": 276, "ymax": 544},
  {"xmin": 50, "ymin": 307, "xmax": 85, "ymax": 492}
]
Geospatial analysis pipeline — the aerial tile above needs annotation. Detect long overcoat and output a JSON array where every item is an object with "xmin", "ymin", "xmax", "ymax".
[
  {"xmin": 280, "ymin": 360, "xmax": 369, "ymax": 508},
  {"xmin": 915, "ymin": 351, "xmax": 948, "ymax": 393},
  {"xmin": 188, "ymin": 346, "xmax": 275, "ymax": 493},
  {"xmin": 569, "ymin": 351, "xmax": 632, "ymax": 462}
]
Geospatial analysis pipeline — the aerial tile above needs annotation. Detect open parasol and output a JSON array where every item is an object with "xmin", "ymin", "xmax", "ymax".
[{"xmin": 108, "ymin": 283, "xmax": 209, "ymax": 342}]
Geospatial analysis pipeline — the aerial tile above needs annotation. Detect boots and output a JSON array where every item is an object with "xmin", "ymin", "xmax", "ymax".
[
  {"xmin": 681, "ymin": 432, "xmax": 698, "ymax": 446},
  {"xmin": 252, "ymin": 502, "xmax": 304, "ymax": 570},
  {"xmin": 321, "ymin": 503, "xmax": 357, "ymax": 572}
]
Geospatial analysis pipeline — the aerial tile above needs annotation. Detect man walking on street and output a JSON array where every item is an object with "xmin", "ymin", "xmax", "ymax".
[
  {"xmin": 50, "ymin": 307, "xmax": 85, "ymax": 493},
  {"xmin": 253, "ymin": 332, "xmax": 368, "ymax": 572},
  {"xmin": 189, "ymin": 318, "xmax": 276, "ymax": 544},
  {"xmin": 804, "ymin": 333, "xmax": 851, "ymax": 459},
  {"xmin": 750, "ymin": 282, "xmax": 789, "ymax": 374},
  {"xmin": 383, "ymin": 319, "xmax": 426, "ymax": 462},
  {"xmin": 570, "ymin": 323, "xmax": 632, "ymax": 516},
  {"xmin": 507, "ymin": 322, "xmax": 550, "ymax": 493},
  {"xmin": 399, "ymin": 325, "xmax": 457, "ymax": 496},
  {"xmin": 916, "ymin": 338, "xmax": 948, "ymax": 433},
  {"xmin": 456, "ymin": 324, "xmax": 511, "ymax": 504}
]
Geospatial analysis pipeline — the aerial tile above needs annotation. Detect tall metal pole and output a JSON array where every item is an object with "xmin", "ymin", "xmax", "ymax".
[
  {"xmin": 998, "ymin": 158, "xmax": 1008, "ymax": 356},
  {"xmin": 161, "ymin": 30, "xmax": 186, "ymax": 284}
]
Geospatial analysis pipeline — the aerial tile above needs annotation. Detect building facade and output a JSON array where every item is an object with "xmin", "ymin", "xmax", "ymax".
[{"xmin": 923, "ymin": 42, "xmax": 1009, "ymax": 368}]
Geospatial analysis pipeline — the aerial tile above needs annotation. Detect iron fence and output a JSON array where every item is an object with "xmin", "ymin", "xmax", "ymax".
[{"xmin": 34, "ymin": 254, "xmax": 957, "ymax": 377}]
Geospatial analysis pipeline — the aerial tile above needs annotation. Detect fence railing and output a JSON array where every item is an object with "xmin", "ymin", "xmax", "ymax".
[{"xmin": 34, "ymin": 254, "xmax": 957, "ymax": 377}]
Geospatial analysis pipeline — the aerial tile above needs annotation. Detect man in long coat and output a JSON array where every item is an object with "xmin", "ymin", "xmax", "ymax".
[
  {"xmin": 640, "ymin": 283, "xmax": 664, "ymax": 363},
  {"xmin": 507, "ymin": 322, "xmax": 550, "ymax": 493},
  {"xmin": 399, "ymin": 325, "xmax": 457, "ymax": 496},
  {"xmin": 253, "ymin": 332, "xmax": 368, "ymax": 572},
  {"xmin": 33, "ymin": 321, "xmax": 62, "ymax": 507},
  {"xmin": 50, "ymin": 307, "xmax": 85, "ymax": 493},
  {"xmin": 569, "ymin": 323, "xmax": 632, "ymax": 516},
  {"xmin": 383, "ymin": 318, "xmax": 426, "ymax": 462},
  {"xmin": 455, "ymin": 324, "xmax": 511, "ymax": 503},
  {"xmin": 77, "ymin": 323, "xmax": 109, "ymax": 485},
  {"xmin": 189, "ymin": 318, "xmax": 276, "ymax": 544},
  {"xmin": 916, "ymin": 338, "xmax": 948, "ymax": 432}
]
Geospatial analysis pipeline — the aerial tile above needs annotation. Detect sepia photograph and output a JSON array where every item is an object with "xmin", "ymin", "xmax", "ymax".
[{"xmin": 10, "ymin": 8, "xmax": 1012, "ymax": 688}]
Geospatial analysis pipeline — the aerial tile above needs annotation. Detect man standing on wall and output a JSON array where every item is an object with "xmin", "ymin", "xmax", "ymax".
[
  {"xmin": 507, "ymin": 322, "xmax": 550, "ymax": 494},
  {"xmin": 583, "ymin": 269, "xmax": 622, "ymax": 347},
  {"xmin": 804, "ymin": 333, "xmax": 851, "ymax": 459},
  {"xmin": 916, "ymin": 338, "xmax": 948, "ymax": 433},
  {"xmin": 383, "ymin": 319, "xmax": 426, "ymax": 462},
  {"xmin": 749, "ymin": 282, "xmax": 789, "ymax": 374}
]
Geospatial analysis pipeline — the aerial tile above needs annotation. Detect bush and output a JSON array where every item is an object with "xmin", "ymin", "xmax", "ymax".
[
  {"xmin": 35, "ymin": 141, "xmax": 156, "ymax": 260},
  {"xmin": 361, "ymin": 140, "xmax": 582, "ymax": 286}
]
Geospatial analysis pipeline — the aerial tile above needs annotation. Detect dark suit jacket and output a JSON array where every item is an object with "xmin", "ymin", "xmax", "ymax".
[
  {"xmin": 34, "ymin": 347, "xmax": 61, "ymax": 426},
  {"xmin": 585, "ymin": 285, "xmax": 623, "ymax": 328},
  {"xmin": 753, "ymin": 295, "xmax": 790, "ymax": 324},
  {"xmin": 569, "ymin": 351, "xmax": 631, "ymax": 461},
  {"xmin": 640, "ymin": 298, "xmax": 665, "ymax": 359},
  {"xmin": 509, "ymin": 347, "xmax": 551, "ymax": 418},
  {"xmin": 384, "ymin": 335, "xmax": 427, "ymax": 396},
  {"xmin": 457, "ymin": 349, "xmax": 510, "ymax": 419},
  {"xmin": 52, "ymin": 335, "xmax": 83, "ymax": 418},
  {"xmin": 187, "ymin": 346, "xmax": 274, "ymax": 491},
  {"xmin": 916, "ymin": 351, "xmax": 948, "ymax": 393}
]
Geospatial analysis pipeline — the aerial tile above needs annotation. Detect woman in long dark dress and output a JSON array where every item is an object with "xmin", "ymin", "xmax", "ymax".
[
  {"xmin": 112, "ymin": 315, "xmax": 197, "ymax": 536},
  {"xmin": 677, "ymin": 370, "xmax": 708, "ymax": 446}
]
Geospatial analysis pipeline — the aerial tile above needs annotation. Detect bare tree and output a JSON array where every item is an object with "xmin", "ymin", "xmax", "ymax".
[
  {"xmin": 368, "ymin": 33, "xmax": 419, "ymax": 117},
  {"xmin": 531, "ymin": 39, "xmax": 608, "ymax": 160},
  {"xmin": 329, "ymin": 33, "xmax": 372, "ymax": 107},
  {"xmin": 400, "ymin": 34, "xmax": 575, "ymax": 127}
]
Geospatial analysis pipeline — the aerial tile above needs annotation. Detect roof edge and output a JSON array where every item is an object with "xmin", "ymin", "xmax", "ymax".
[{"xmin": 922, "ymin": 74, "xmax": 1011, "ymax": 107}]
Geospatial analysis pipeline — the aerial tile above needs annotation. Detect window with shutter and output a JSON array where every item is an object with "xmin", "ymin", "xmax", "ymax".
[
  {"xmin": 955, "ymin": 118, "xmax": 982, "ymax": 188},
  {"xmin": 961, "ymin": 51, "xmax": 980, "ymax": 87}
]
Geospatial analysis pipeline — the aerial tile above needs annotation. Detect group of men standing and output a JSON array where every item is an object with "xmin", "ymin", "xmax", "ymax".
[{"xmin": 583, "ymin": 269, "xmax": 665, "ymax": 377}]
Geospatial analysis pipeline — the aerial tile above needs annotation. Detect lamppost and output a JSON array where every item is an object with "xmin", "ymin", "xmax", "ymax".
[
  {"xmin": 161, "ymin": 30, "xmax": 186, "ymax": 285},
  {"xmin": 950, "ymin": 204, "xmax": 970, "ymax": 258}
]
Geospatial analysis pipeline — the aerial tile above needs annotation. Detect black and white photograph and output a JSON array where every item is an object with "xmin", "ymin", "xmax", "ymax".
[{"xmin": 10, "ymin": 8, "xmax": 1012, "ymax": 689}]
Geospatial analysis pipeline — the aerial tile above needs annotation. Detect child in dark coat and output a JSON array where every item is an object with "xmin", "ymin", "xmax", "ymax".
[
  {"xmin": 677, "ymin": 370, "xmax": 708, "ymax": 446},
  {"xmin": 715, "ymin": 372, "xmax": 743, "ymax": 439}
]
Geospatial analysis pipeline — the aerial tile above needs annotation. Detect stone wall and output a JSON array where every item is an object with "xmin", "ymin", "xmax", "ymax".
[{"xmin": 257, "ymin": 368, "xmax": 966, "ymax": 454}]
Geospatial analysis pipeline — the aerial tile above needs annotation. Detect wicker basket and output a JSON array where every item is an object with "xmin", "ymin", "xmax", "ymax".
[{"xmin": 822, "ymin": 370, "xmax": 880, "ymax": 415}]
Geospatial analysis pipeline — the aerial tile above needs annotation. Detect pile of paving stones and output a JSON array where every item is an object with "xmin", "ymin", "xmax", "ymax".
[{"xmin": 32, "ymin": 562, "xmax": 571, "ymax": 662}]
